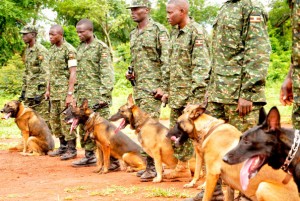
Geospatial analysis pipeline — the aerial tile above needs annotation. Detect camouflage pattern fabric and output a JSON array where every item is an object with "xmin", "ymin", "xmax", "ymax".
[
  {"xmin": 50, "ymin": 100, "xmax": 75, "ymax": 140},
  {"xmin": 290, "ymin": 0, "xmax": 300, "ymax": 129},
  {"xmin": 48, "ymin": 41, "xmax": 77, "ymax": 101},
  {"xmin": 168, "ymin": 19, "xmax": 211, "ymax": 110},
  {"xmin": 130, "ymin": 18, "xmax": 170, "ymax": 118},
  {"xmin": 76, "ymin": 37, "xmax": 114, "ymax": 151},
  {"xmin": 127, "ymin": 0, "xmax": 151, "ymax": 8},
  {"xmin": 22, "ymin": 42, "xmax": 50, "ymax": 126},
  {"xmin": 48, "ymin": 41, "xmax": 77, "ymax": 140},
  {"xmin": 207, "ymin": 102, "xmax": 262, "ymax": 133},
  {"xmin": 207, "ymin": 0, "xmax": 271, "ymax": 105},
  {"xmin": 170, "ymin": 107, "xmax": 194, "ymax": 162},
  {"xmin": 20, "ymin": 25, "xmax": 38, "ymax": 34}
]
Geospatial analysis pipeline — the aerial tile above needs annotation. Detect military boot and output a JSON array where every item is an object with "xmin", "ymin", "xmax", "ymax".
[
  {"xmin": 163, "ymin": 160, "xmax": 191, "ymax": 180},
  {"xmin": 108, "ymin": 156, "xmax": 120, "ymax": 171},
  {"xmin": 48, "ymin": 137, "xmax": 67, "ymax": 157},
  {"xmin": 140, "ymin": 156, "xmax": 157, "ymax": 182},
  {"xmin": 60, "ymin": 139, "xmax": 77, "ymax": 160},
  {"xmin": 72, "ymin": 150, "xmax": 96, "ymax": 167},
  {"xmin": 183, "ymin": 179, "xmax": 224, "ymax": 201}
]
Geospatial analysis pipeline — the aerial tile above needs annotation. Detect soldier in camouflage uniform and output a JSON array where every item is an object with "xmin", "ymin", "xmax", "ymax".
[
  {"xmin": 186, "ymin": 0, "xmax": 271, "ymax": 200},
  {"xmin": 164, "ymin": 0, "xmax": 211, "ymax": 180},
  {"xmin": 46, "ymin": 25, "xmax": 78, "ymax": 161},
  {"xmin": 19, "ymin": 25, "xmax": 50, "ymax": 127},
  {"xmin": 71, "ymin": 19, "xmax": 115, "ymax": 167},
  {"xmin": 125, "ymin": 0, "xmax": 170, "ymax": 181},
  {"xmin": 280, "ymin": 0, "xmax": 300, "ymax": 130}
]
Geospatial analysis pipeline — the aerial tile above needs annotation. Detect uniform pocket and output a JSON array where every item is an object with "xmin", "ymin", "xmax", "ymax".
[{"xmin": 142, "ymin": 40, "xmax": 158, "ymax": 61}]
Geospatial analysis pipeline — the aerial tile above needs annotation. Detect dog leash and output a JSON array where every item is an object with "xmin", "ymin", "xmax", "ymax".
[{"xmin": 281, "ymin": 130, "xmax": 300, "ymax": 172}]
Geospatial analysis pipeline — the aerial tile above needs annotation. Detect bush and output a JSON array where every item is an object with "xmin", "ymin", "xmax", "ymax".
[{"xmin": 0, "ymin": 54, "xmax": 24, "ymax": 96}]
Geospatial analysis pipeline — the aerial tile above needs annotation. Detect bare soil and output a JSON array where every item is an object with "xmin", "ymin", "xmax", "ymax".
[{"xmin": 0, "ymin": 140, "xmax": 201, "ymax": 201}]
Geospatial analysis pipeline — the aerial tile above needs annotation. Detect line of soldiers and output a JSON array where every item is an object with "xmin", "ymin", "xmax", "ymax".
[{"xmin": 19, "ymin": 0, "xmax": 300, "ymax": 200}]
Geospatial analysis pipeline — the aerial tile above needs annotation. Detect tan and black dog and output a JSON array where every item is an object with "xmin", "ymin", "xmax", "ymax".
[
  {"xmin": 64, "ymin": 99, "xmax": 146, "ymax": 174},
  {"xmin": 168, "ymin": 104, "xmax": 299, "ymax": 201},
  {"xmin": 1, "ymin": 100, "xmax": 54, "ymax": 155},
  {"xmin": 109, "ymin": 94, "xmax": 179, "ymax": 183}
]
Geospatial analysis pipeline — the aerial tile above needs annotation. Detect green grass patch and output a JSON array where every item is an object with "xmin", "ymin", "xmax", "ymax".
[
  {"xmin": 145, "ymin": 187, "xmax": 190, "ymax": 198},
  {"xmin": 64, "ymin": 186, "xmax": 87, "ymax": 193}
]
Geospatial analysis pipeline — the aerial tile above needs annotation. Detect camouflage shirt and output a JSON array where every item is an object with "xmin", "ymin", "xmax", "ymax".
[
  {"xmin": 48, "ymin": 41, "xmax": 77, "ymax": 100},
  {"xmin": 22, "ymin": 43, "xmax": 49, "ymax": 98},
  {"xmin": 290, "ymin": 0, "xmax": 300, "ymax": 103},
  {"xmin": 130, "ymin": 18, "xmax": 170, "ymax": 99},
  {"xmin": 76, "ymin": 37, "xmax": 114, "ymax": 105},
  {"xmin": 207, "ymin": 0, "xmax": 271, "ymax": 104},
  {"xmin": 168, "ymin": 19, "xmax": 211, "ymax": 109}
]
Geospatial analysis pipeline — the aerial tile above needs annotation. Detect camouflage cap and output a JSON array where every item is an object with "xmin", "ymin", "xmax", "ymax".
[
  {"xmin": 127, "ymin": 0, "xmax": 151, "ymax": 9},
  {"xmin": 20, "ymin": 25, "xmax": 38, "ymax": 34}
]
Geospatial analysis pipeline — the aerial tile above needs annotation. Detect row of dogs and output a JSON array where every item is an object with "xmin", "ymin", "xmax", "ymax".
[{"xmin": 1, "ymin": 95, "xmax": 300, "ymax": 200}]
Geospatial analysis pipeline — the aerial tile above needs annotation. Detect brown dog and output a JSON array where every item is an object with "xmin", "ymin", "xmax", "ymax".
[
  {"xmin": 109, "ymin": 94, "xmax": 178, "ymax": 183},
  {"xmin": 168, "ymin": 104, "xmax": 299, "ymax": 201},
  {"xmin": 1, "ymin": 100, "xmax": 54, "ymax": 155},
  {"xmin": 64, "ymin": 99, "xmax": 146, "ymax": 173}
]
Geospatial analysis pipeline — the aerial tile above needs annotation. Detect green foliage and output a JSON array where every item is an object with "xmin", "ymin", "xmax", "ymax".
[
  {"xmin": 63, "ymin": 25, "xmax": 80, "ymax": 48},
  {"xmin": 0, "ymin": 54, "xmax": 24, "ymax": 96}
]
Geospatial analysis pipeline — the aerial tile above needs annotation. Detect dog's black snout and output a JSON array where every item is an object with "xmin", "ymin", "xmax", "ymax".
[{"xmin": 222, "ymin": 155, "xmax": 229, "ymax": 163}]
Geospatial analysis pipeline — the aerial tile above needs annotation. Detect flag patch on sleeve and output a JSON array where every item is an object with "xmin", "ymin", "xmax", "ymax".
[
  {"xmin": 195, "ymin": 39, "xmax": 204, "ymax": 47},
  {"xmin": 250, "ymin": 15, "xmax": 262, "ymax": 23}
]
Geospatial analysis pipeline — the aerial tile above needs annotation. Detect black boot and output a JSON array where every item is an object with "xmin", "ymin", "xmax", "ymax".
[
  {"xmin": 108, "ymin": 156, "xmax": 120, "ymax": 171},
  {"xmin": 183, "ymin": 179, "xmax": 224, "ymax": 201},
  {"xmin": 140, "ymin": 156, "xmax": 157, "ymax": 182},
  {"xmin": 60, "ymin": 139, "xmax": 77, "ymax": 160},
  {"xmin": 71, "ymin": 150, "xmax": 96, "ymax": 167},
  {"xmin": 48, "ymin": 137, "xmax": 67, "ymax": 157}
]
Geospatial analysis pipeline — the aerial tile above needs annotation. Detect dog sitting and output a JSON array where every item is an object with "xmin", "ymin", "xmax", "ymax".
[
  {"xmin": 223, "ymin": 106, "xmax": 300, "ymax": 192},
  {"xmin": 168, "ymin": 104, "xmax": 299, "ymax": 201},
  {"xmin": 109, "ymin": 94, "xmax": 179, "ymax": 183},
  {"xmin": 63, "ymin": 99, "xmax": 146, "ymax": 173},
  {"xmin": 1, "ymin": 100, "xmax": 54, "ymax": 155}
]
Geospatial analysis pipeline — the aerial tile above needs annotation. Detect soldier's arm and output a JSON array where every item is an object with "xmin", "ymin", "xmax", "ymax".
[
  {"xmin": 99, "ymin": 45, "xmax": 114, "ymax": 105},
  {"xmin": 66, "ymin": 51, "xmax": 77, "ymax": 105},
  {"xmin": 190, "ymin": 29, "xmax": 211, "ymax": 104},
  {"xmin": 240, "ymin": 5, "xmax": 271, "ymax": 102},
  {"xmin": 38, "ymin": 46, "xmax": 49, "ymax": 95},
  {"xmin": 157, "ymin": 30, "xmax": 170, "ymax": 93}
]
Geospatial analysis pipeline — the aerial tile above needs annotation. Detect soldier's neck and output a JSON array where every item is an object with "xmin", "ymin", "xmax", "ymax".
[
  {"xmin": 28, "ymin": 39, "xmax": 36, "ymax": 48},
  {"xmin": 138, "ymin": 17, "xmax": 150, "ymax": 32},
  {"xmin": 178, "ymin": 16, "xmax": 190, "ymax": 30},
  {"xmin": 55, "ymin": 39, "xmax": 64, "ymax": 47}
]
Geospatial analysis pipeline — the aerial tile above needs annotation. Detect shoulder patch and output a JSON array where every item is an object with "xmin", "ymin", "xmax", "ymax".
[
  {"xmin": 101, "ymin": 52, "xmax": 108, "ymax": 58},
  {"xmin": 195, "ymin": 39, "xmax": 204, "ymax": 47},
  {"xmin": 68, "ymin": 53, "xmax": 75, "ymax": 60},
  {"xmin": 250, "ymin": 15, "xmax": 262, "ymax": 23}
]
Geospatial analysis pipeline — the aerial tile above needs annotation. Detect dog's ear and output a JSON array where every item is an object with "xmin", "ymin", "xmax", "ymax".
[
  {"xmin": 189, "ymin": 105, "xmax": 206, "ymax": 120},
  {"xmin": 127, "ymin": 94, "xmax": 134, "ymax": 108},
  {"xmin": 81, "ymin": 98, "xmax": 89, "ymax": 109},
  {"xmin": 258, "ymin": 107, "xmax": 267, "ymax": 125},
  {"xmin": 266, "ymin": 106, "xmax": 281, "ymax": 131}
]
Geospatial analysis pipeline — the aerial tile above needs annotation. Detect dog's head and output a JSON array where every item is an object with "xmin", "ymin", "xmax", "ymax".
[
  {"xmin": 109, "ymin": 94, "xmax": 135, "ymax": 131},
  {"xmin": 1, "ymin": 100, "xmax": 21, "ymax": 119},
  {"xmin": 64, "ymin": 99, "xmax": 94, "ymax": 133},
  {"xmin": 223, "ymin": 107, "xmax": 286, "ymax": 190},
  {"xmin": 167, "ymin": 104, "xmax": 206, "ymax": 147}
]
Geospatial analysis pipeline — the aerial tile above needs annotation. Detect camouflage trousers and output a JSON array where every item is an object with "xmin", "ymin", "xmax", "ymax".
[
  {"xmin": 78, "ymin": 104, "xmax": 110, "ymax": 152},
  {"xmin": 24, "ymin": 98, "xmax": 51, "ymax": 129},
  {"xmin": 135, "ymin": 97, "xmax": 161, "ymax": 120},
  {"xmin": 207, "ymin": 102, "xmax": 263, "ymax": 133},
  {"xmin": 50, "ymin": 99, "xmax": 75, "ymax": 141},
  {"xmin": 170, "ymin": 107, "xmax": 194, "ymax": 162}
]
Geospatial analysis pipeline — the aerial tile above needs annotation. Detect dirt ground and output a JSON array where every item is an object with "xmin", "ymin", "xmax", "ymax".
[{"xmin": 0, "ymin": 139, "xmax": 202, "ymax": 201}]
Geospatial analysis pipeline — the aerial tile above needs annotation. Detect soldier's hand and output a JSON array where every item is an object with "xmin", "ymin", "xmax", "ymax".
[
  {"xmin": 154, "ymin": 88, "xmax": 164, "ymax": 99},
  {"xmin": 65, "ymin": 95, "xmax": 73, "ymax": 106},
  {"xmin": 19, "ymin": 91, "xmax": 25, "ymax": 101},
  {"xmin": 236, "ymin": 98, "xmax": 253, "ymax": 117},
  {"xmin": 92, "ymin": 101, "xmax": 108, "ymax": 111},
  {"xmin": 161, "ymin": 94, "xmax": 169, "ymax": 107},
  {"xmin": 280, "ymin": 77, "xmax": 293, "ymax": 106},
  {"xmin": 44, "ymin": 91, "xmax": 50, "ymax": 100},
  {"xmin": 125, "ymin": 71, "xmax": 135, "ymax": 80}
]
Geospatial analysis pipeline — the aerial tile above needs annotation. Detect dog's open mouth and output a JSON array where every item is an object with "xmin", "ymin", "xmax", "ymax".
[
  {"xmin": 1, "ymin": 112, "xmax": 12, "ymax": 120},
  {"xmin": 67, "ymin": 118, "xmax": 79, "ymax": 134},
  {"xmin": 240, "ymin": 155, "xmax": 266, "ymax": 191},
  {"xmin": 114, "ymin": 118, "xmax": 127, "ymax": 134},
  {"xmin": 170, "ymin": 136, "xmax": 181, "ymax": 147}
]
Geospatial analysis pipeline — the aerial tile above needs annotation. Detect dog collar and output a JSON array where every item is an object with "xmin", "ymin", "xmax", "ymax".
[{"xmin": 281, "ymin": 130, "xmax": 300, "ymax": 172}]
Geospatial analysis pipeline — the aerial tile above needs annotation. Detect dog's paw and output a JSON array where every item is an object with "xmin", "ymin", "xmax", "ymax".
[
  {"xmin": 197, "ymin": 181, "xmax": 206, "ymax": 190},
  {"xmin": 152, "ymin": 177, "xmax": 162, "ymax": 183},
  {"xmin": 184, "ymin": 182, "xmax": 195, "ymax": 188},
  {"xmin": 93, "ymin": 167, "xmax": 103, "ymax": 173}
]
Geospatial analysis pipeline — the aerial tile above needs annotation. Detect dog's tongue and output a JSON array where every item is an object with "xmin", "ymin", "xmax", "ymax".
[
  {"xmin": 114, "ymin": 118, "xmax": 126, "ymax": 134},
  {"xmin": 2, "ymin": 112, "xmax": 12, "ymax": 120},
  {"xmin": 70, "ymin": 118, "xmax": 79, "ymax": 134},
  {"xmin": 171, "ymin": 136, "xmax": 179, "ymax": 142},
  {"xmin": 240, "ymin": 156, "xmax": 260, "ymax": 191}
]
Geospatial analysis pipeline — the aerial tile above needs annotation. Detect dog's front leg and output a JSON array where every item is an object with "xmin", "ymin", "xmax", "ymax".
[
  {"xmin": 101, "ymin": 142, "xmax": 110, "ymax": 174},
  {"xmin": 94, "ymin": 143, "xmax": 103, "ymax": 173},
  {"xmin": 152, "ymin": 150, "xmax": 163, "ymax": 183},
  {"xmin": 20, "ymin": 131, "xmax": 29, "ymax": 155},
  {"xmin": 184, "ymin": 143, "xmax": 203, "ymax": 188},
  {"xmin": 203, "ymin": 173, "xmax": 219, "ymax": 201}
]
